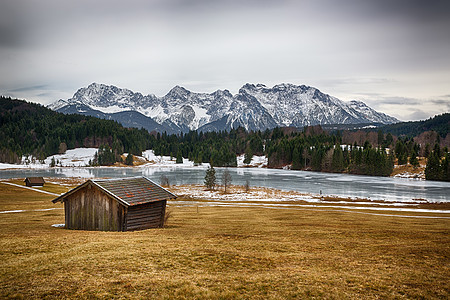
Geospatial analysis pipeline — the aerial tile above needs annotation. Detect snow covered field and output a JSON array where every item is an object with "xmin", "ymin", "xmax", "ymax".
[
  {"xmin": 45, "ymin": 148, "xmax": 98, "ymax": 167},
  {"xmin": 0, "ymin": 148, "xmax": 267, "ymax": 170},
  {"xmin": 141, "ymin": 150, "xmax": 201, "ymax": 167},
  {"xmin": 236, "ymin": 154, "xmax": 267, "ymax": 167}
]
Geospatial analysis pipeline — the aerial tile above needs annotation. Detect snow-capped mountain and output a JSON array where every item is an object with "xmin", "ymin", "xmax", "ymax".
[
  {"xmin": 348, "ymin": 100, "xmax": 398, "ymax": 124},
  {"xmin": 49, "ymin": 82, "xmax": 398, "ymax": 133}
]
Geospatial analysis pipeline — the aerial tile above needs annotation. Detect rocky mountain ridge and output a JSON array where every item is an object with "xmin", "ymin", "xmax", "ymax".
[{"xmin": 49, "ymin": 83, "xmax": 398, "ymax": 133}]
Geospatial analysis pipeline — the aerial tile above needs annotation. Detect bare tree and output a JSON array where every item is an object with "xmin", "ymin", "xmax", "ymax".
[
  {"xmin": 221, "ymin": 169, "xmax": 232, "ymax": 193},
  {"xmin": 244, "ymin": 179, "xmax": 250, "ymax": 193},
  {"xmin": 160, "ymin": 175, "xmax": 170, "ymax": 187},
  {"xmin": 163, "ymin": 208, "xmax": 173, "ymax": 227}
]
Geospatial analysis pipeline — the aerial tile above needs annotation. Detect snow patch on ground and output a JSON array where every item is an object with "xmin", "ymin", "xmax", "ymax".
[
  {"xmin": 141, "ymin": 150, "xmax": 209, "ymax": 168},
  {"xmin": 1, "ymin": 148, "xmax": 268, "ymax": 170},
  {"xmin": 175, "ymin": 185, "xmax": 317, "ymax": 203},
  {"xmin": 236, "ymin": 154, "xmax": 267, "ymax": 168},
  {"xmin": 393, "ymin": 171, "xmax": 425, "ymax": 180},
  {"xmin": 45, "ymin": 148, "xmax": 98, "ymax": 167},
  {"xmin": 0, "ymin": 148, "xmax": 98, "ymax": 169}
]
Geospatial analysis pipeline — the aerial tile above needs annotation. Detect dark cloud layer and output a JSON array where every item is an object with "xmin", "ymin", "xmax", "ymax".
[{"xmin": 1, "ymin": 0, "xmax": 449, "ymax": 120}]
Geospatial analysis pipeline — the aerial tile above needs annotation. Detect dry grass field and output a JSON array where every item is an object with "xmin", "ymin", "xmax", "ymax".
[{"xmin": 0, "ymin": 178, "xmax": 449, "ymax": 299}]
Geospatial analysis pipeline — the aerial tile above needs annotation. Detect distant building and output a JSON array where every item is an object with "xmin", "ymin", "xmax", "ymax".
[
  {"xmin": 52, "ymin": 177, "xmax": 177, "ymax": 231},
  {"xmin": 24, "ymin": 177, "xmax": 45, "ymax": 187}
]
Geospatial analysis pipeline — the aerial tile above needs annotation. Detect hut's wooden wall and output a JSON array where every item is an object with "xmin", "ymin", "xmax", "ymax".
[
  {"xmin": 64, "ymin": 185, "xmax": 125, "ymax": 231},
  {"xmin": 126, "ymin": 200, "xmax": 166, "ymax": 231}
]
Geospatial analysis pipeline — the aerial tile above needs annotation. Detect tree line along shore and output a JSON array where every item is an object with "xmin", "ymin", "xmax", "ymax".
[{"xmin": 1, "ymin": 96, "xmax": 449, "ymax": 181}]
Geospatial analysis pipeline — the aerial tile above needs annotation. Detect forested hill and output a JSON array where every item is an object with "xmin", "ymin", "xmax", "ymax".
[
  {"xmin": 0, "ymin": 96, "xmax": 152, "ymax": 163},
  {"xmin": 380, "ymin": 113, "xmax": 449, "ymax": 138}
]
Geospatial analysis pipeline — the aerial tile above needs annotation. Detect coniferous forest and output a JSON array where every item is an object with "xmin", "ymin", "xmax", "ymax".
[
  {"xmin": 0, "ymin": 96, "xmax": 152, "ymax": 163},
  {"xmin": 1, "ymin": 96, "xmax": 449, "ymax": 180}
]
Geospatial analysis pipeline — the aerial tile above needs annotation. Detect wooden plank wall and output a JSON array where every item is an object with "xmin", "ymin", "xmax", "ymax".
[
  {"xmin": 126, "ymin": 200, "xmax": 166, "ymax": 231},
  {"xmin": 64, "ymin": 185, "xmax": 125, "ymax": 231}
]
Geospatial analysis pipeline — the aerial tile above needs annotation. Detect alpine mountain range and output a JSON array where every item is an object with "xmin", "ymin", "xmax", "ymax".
[{"xmin": 49, "ymin": 83, "xmax": 399, "ymax": 134}]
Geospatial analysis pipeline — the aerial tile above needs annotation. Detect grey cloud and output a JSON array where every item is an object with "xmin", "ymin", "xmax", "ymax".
[
  {"xmin": 324, "ymin": 78, "xmax": 395, "ymax": 87},
  {"xmin": 8, "ymin": 85, "xmax": 48, "ymax": 93},
  {"xmin": 365, "ymin": 97, "xmax": 450, "ymax": 109},
  {"xmin": 0, "ymin": 1, "xmax": 23, "ymax": 47},
  {"xmin": 429, "ymin": 99, "xmax": 450, "ymax": 110},
  {"xmin": 365, "ymin": 0, "xmax": 450, "ymax": 22},
  {"xmin": 407, "ymin": 110, "xmax": 433, "ymax": 121},
  {"xmin": 375, "ymin": 97, "xmax": 422, "ymax": 106},
  {"xmin": 352, "ymin": 92, "xmax": 386, "ymax": 97},
  {"xmin": 1, "ymin": 0, "xmax": 449, "ymax": 122}
]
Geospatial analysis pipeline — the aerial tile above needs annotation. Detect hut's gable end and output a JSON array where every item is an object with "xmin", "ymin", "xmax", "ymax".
[
  {"xmin": 64, "ymin": 185, "xmax": 125, "ymax": 231},
  {"xmin": 126, "ymin": 200, "xmax": 167, "ymax": 231}
]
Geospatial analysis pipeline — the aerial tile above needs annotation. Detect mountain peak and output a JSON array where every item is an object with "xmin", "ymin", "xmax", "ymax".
[
  {"xmin": 49, "ymin": 82, "xmax": 399, "ymax": 133},
  {"xmin": 168, "ymin": 85, "xmax": 189, "ymax": 95},
  {"xmin": 84, "ymin": 82, "xmax": 110, "ymax": 91}
]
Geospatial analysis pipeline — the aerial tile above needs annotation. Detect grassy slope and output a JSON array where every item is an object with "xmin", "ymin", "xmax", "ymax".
[{"xmin": 0, "ymin": 180, "xmax": 449, "ymax": 299}]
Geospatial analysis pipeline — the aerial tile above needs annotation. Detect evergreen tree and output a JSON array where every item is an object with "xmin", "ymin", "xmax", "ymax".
[
  {"xmin": 395, "ymin": 140, "xmax": 408, "ymax": 165},
  {"xmin": 125, "ymin": 153, "xmax": 133, "ymax": 166},
  {"xmin": 433, "ymin": 143, "xmax": 441, "ymax": 158},
  {"xmin": 425, "ymin": 152, "xmax": 441, "ymax": 180},
  {"xmin": 398, "ymin": 153, "xmax": 408, "ymax": 165},
  {"xmin": 291, "ymin": 147, "xmax": 302, "ymax": 170},
  {"xmin": 409, "ymin": 151, "xmax": 419, "ymax": 168},
  {"xmin": 311, "ymin": 147, "xmax": 324, "ymax": 171},
  {"xmin": 176, "ymin": 150, "xmax": 183, "ymax": 164},
  {"xmin": 204, "ymin": 165, "xmax": 216, "ymax": 190},
  {"xmin": 441, "ymin": 153, "xmax": 450, "ymax": 181},
  {"xmin": 384, "ymin": 132, "xmax": 393, "ymax": 148},
  {"xmin": 331, "ymin": 146, "xmax": 344, "ymax": 172},
  {"xmin": 96, "ymin": 144, "xmax": 117, "ymax": 166},
  {"xmin": 194, "ymin": 151, "xmax": 203, "ymax": 165},
  {"xmin": 377, "ymin": 130, "xmax": 384, "ymax": 146},
  {"xmin": 50, "ymin": 157, "xmax": 56, "ymax": 167},
  {"xmin": 424, "ymin": 144, "xmax": 431, "ymax": 158},
  {"xmin": 243, "ymin": 147, "xmax": 253, "ymax": 165}
]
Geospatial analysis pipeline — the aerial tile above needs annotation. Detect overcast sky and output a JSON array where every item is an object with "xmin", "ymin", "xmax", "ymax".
[{"xmin": 1, "ymin": 0, "xmax": 449, "ymax": 121}]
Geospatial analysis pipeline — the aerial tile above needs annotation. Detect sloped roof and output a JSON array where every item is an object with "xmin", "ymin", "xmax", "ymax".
[
  {"xmin": 52, "ymin": 176, "xmax": 176, "ymax": 206},
  {"xmin": 24, "ymin": 177, "xmax": 45, "ymax": 184}
]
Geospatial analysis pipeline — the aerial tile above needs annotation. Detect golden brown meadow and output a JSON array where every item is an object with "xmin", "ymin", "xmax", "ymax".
[{"xmin": 0, "ymin": 179, "xmax": 448, "ymax": 299}]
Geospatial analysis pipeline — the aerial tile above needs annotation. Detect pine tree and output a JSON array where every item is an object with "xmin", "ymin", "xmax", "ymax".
[
  {"xmin": 433, "ymin": 143, "xmax": 441, "ymax": 158},
  {"xmin": 409, "ymin": 150, "xmax": 419, "ymax": 168},
  {"xmin": 204, "ymin": 165, "xmax": 216, "ymax": 190},
  {"xmin": 398, "ymin": 153, "xmax": 408, "ymax": 165},
  {"xmin": 243, "ymin": 147, "xmax": 253, "ymax": 165},
  {"xmin": 176, "ymin": 150, "xmax": 183, "ymax": 164},
  {"xmin": 331, "ymin": 146, "xmax": 344, "ymax": 172},
  {"xmin": 50, "ymin": 157, "xmax": 56, "ymax": 167},
  {"xmin": 291, "ymin": 147, "xmax": 302, "ymax": 170},
  {"xmin": 377, "ymin": 130, "xmax": 384, "ymax": 146},
  {"xmin": 441, "ymin": 153, "xmax": 450, "ymax": 181},
  {"xmin": 125, "ymin": 153, "xmax": 133, "ymax": 166},
  {"xmin": 425, "ymin": 152, "xmax": 441, "ymax": 180}
]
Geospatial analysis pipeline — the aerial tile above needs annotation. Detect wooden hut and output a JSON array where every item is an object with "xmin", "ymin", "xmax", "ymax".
[
  {"xmin": 24, "ymin": 177, "xmax": 45, "ymax": 187},
  {"xmin": 52, "ymin": 176, "xmax": 176, "ymax": 231}
]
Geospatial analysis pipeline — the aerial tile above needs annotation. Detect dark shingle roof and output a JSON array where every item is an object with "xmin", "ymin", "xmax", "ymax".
[
  {"xmin": 52, "ymin": 176, "xmax": 176, "ymax": 206},
  {"xmin": 24, "ymin": 177, "xmax": 45, "ymax": 184}
]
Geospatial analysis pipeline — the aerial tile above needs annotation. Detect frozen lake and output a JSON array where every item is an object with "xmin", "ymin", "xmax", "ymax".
[{"xmin": 1, "ymin": 166, "xmax": 449, "ymax": 203}]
